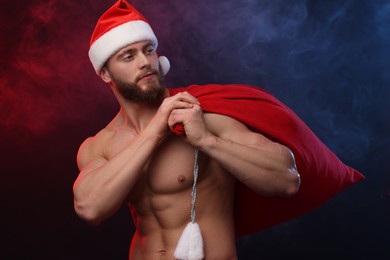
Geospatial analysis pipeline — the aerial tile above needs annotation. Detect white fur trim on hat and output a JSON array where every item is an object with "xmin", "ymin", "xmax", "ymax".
[{"xmin": 89, "ymin": 20, "xmax": 158, "ymax": 73}]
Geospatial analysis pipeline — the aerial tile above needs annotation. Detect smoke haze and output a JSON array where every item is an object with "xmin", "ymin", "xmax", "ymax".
[{"xmin": 1, "ymin": 0, "xmax": 388, "ymax": 259}]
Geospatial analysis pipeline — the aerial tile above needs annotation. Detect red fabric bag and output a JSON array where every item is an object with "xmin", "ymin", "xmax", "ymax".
[{"xmin": 169, "ymin": 84, "xmax": 364, "ymax": 237}]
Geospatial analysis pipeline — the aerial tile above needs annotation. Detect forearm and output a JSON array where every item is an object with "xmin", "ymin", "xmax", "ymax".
[
  {"xmin": 73, "ymin": 130, "xmax": 160, "ymax": 224},
  {"xmin": 199, "ymin": 135, "xmax": 299, "ymax": 197}
]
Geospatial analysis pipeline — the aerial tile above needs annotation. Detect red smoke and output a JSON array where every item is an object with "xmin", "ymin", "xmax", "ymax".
[{"xmin": 0, "ymin": 1, "xmax": 114, "ymax": 139}]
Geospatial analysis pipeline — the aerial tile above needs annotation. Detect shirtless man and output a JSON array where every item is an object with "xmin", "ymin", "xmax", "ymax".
[{"xmin": 73, "ymin": 1, "xmax": 300, "ymax": 259}]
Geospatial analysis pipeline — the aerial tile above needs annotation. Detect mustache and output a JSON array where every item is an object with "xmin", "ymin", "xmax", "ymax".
[{"xmin": 135, "ymin": 68, "xmax": 158, "ymax": 82}]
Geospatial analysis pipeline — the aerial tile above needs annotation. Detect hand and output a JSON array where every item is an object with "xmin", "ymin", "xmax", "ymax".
[
  {"xmin": 168, "ymin": 100, "xmax": 213, "ymax": 147},
  {"xmin": 147, "ymin": 92, "xmax": 200, "ymax": 139}
]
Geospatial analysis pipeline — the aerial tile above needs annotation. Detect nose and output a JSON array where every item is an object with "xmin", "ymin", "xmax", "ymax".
[{"xmin": 137, "ymin": 53, "xmax": 151, "ymax": 70}]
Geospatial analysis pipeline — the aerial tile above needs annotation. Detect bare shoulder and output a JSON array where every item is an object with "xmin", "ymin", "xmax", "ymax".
[{"xmin": 76, "ymin": 127, "xmax": 116, "ymax": 171}]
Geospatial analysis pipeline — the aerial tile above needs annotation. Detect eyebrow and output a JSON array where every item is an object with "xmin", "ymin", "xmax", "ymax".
[{"xmin": 116, "ymin": 42, "xmax": 153, "ymax": 59}]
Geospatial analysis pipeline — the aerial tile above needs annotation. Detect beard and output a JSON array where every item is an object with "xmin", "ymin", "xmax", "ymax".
[{"xmin": 112, "ymin": 66, "xmax": 166, "ymax": 105}]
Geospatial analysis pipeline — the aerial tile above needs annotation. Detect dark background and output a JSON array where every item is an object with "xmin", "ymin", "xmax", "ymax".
[{"xmin": 1, "ymin": 0, "xmax": 389, "ymax": 259}]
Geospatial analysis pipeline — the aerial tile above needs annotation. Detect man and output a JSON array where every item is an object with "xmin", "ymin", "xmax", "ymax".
[{"xmin": 73, "ymin": 1, "xmax": 363, "ymax": 259}]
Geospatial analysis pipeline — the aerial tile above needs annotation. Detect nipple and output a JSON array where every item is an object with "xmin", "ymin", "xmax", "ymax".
[{"xmin": 177, "ymin": 175, "xmax": 186, "ymax": 183}]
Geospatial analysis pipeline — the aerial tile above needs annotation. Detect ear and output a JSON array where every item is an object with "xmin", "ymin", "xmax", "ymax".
[{"xmin": 99, "ymin": 67, "xmax": 112, "ymax": 83}]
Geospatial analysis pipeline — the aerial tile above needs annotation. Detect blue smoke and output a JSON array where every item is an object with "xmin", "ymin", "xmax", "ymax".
[
  {"xmin": 133, "ymin": 0, "xmax": 389, "ymax": 257},
  {"xmin": 133, "ymin": 0, "xmax": 389, "ymax": 163},
  {"xmin": 1, "ymin": 0, "xmax": 388, "ymax": 259}
]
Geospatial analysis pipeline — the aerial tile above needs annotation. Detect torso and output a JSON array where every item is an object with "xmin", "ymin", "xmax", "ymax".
[{"xmin": 102, "ymin": 114, "xmax": 237, "ymax": 259}]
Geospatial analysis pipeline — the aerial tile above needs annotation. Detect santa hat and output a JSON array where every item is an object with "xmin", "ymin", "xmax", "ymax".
[{"xmin": 88, "ymin": 0, "xmax": 170, "ymax": 75}]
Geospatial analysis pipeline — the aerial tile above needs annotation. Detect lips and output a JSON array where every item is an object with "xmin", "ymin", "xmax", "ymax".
[{"xmin": 138, "ymin": 71, "xmax": 156, "ymax": 82}]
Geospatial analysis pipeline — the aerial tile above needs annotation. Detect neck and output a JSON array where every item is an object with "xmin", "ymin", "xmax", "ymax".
[{"xmin": 115, "ymin": 88, "xmax": 170, "ymax": 133}]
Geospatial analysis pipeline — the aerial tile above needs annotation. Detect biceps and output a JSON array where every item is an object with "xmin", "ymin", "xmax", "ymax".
[
  {"xmin": 232, "ymin": 130, "xmax": 296, "ymax": 170},
  {"xmin": 77, "ymin": 145, "xmax": 107, "ymax": 175},
  {"xmin": 231, "ymin": 130, "xmax": 273, "ymax": 147},
  {"xmin": 80, "ymin": 157, "xmax": 107, "ymax": 175},
  {"xmin": 208, "ymin": 113, "xmax": 295, "ymax": 169},
  {"xmin": 76, "ymin": 138, "xmax": 107, "ymax": 172},
  {"xmin": 220, "ymin": 122, "xmax": 275, "ymax": 149},
  {"xmin": 205, "ymin": 113, "xmax": 283, "ymax": 151}
]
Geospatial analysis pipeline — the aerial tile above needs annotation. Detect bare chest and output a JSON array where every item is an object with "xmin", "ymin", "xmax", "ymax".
[
  {"xmin": 106, "ymin": 131, "xmax": 201, "ymax": 197},
  {"xmin": 143, "ymin": 136, "xmax": 200, "ymax": 194}
]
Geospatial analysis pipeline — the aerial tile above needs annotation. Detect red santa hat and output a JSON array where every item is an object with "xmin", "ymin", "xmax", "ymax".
[{"xmin": 88, "ymin": 0, "xmax": 170, "ymax": 75}]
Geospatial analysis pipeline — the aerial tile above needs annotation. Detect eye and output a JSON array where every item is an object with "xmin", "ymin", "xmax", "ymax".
[
  {"xmin": 144, "ymin": 46, "xmax": 155, "ymax": 55},
  {"xmin": 123, "ymin": 54, "xmax": 134, "ymax": 61}
]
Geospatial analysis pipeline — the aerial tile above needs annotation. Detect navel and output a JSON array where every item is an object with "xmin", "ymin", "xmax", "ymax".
[{"xmin": 177, "ymin": 175, "xmax": 186, "ymax": 183}]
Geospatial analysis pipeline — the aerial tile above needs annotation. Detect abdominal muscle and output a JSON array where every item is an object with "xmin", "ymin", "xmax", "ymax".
[{"xmin": 126, "ymin": 137, "xmax": 237, "ymax": 259}]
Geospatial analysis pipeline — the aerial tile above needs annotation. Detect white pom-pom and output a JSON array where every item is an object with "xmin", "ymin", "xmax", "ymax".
[
  {"xmin": 174, "ymin": 222, "xmax": 204, "ymax": 260},
  {"xmin": 158, "ymin": 56, "xmax": 170, "ymax": 76}
]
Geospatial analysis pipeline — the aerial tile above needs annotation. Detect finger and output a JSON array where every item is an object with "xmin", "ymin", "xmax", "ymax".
[
  {"xmin": 174, "ymin": 91, "xmax": 200, "ymax": 105},
  {"xmin": 167, "ymin": 108, "xmax": 186, "ymax": 128},
  {"xmin": 169, "ymin": 100, "xmax": 195, "ymax": 110},
  {"xmin": 160, "ymin": 99, "xmax": 193, "ymax": 115}
]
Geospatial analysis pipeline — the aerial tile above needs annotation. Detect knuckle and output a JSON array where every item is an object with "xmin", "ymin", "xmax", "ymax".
[
  {"xmin": 161, "ymin": 98, "xmax": 170, "ymax": 106},
  {"xmin": 170, "ymin": 109, "xmax": 177, "ymax": 116},
  {"xmin": 193, "ymin": 104, "xmax": 202, "ymax": 112},
  {"xmin": 159, "ymin": 105, "xmax": 170, "ymax": 114}
]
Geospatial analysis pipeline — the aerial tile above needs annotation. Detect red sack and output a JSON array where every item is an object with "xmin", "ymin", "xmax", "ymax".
[{"xmin": 169, "ymin": 84, "xmax": 364, "ymax": 237}]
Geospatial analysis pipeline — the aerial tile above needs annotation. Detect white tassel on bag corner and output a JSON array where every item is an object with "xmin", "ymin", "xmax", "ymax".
[
  {"xmin": 174, "ymin": 148, "xmax": 205, "ymax": 260},
  {"xmin": 174, "ymin": 222, "xmax": 204, "ymax": 260}
]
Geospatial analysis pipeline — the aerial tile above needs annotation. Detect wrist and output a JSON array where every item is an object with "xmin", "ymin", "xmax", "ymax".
[
  {"xmin": 141, "ymin": 125, "xmax": 167, "ymax": 145},
  {"xmin": 197, "ymin": 133, "xmax": 218, "ymax": 152}
]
